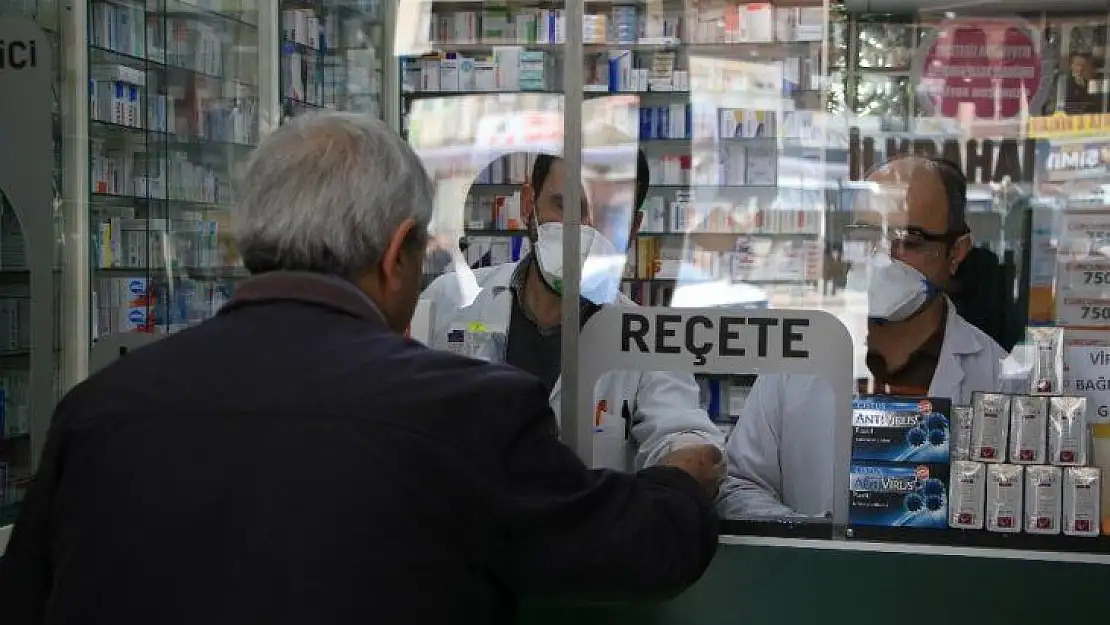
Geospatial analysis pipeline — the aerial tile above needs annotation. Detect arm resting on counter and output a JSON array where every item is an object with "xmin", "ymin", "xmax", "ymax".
[
  {"xmin": 490, "ymin": 378, "xmax": 719, "ymax": 602},
  {"xmin": 631, "ymin": 370, "xmax": 726, "ymax": 470}
]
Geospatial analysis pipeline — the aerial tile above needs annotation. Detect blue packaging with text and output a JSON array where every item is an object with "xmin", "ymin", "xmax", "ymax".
[
  {"xmin": 852, "ymin": 397, "xmax": 953, "ymax": 462},
  {"xmin": 849, "ymin": 462, "xmax": 950, "ymax": 529}
]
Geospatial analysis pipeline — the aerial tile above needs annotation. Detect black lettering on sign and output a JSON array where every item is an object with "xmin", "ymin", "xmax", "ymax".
[
  {"xmin": 685, "ymin": 315, "xmax": 713, "ymax": 365},
  {"xmin": 719, "ymin": 317, "xmax": 745, "ymax": 357},
  {"xmin": 748, "ymin": 317, "xmax": 779, "ymax": 358},
  {"xmin": 783, "ymin": 319, "xmax": 809, "ymax": 358},
  {"xmin": 621, "ymin": 312, "xmax": 649, "ymax": 352},
  {"xmin": 655, "ymin": 314, "xmax": 681, "ymax": 354},
  {"xmin": 0, "ymin": 40, "xmax": 38, "ymax": 70},
  {"xmin": 618, "ymin": 312, "xmax": 811, "ymax": 366}
]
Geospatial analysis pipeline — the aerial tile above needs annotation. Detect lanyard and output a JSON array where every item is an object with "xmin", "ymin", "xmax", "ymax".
[{"xmin": 858, "ymin": 378, "xmax": 928, "ymax": 398}]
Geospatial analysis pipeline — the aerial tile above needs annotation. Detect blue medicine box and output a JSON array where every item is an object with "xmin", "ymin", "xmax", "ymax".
[
  {"xmin": 849, "ymin": 462, "xmax": 950, "ymax": 529},
  {"xmin": 851, "ymin": 397, "xmax": 952, "ymax": 463}
]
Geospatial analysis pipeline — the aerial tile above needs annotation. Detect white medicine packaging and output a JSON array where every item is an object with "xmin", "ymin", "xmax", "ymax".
[
  {"xmin": 985, "ymin": 464, "xmax": 1023, "ymax": 533},
  {"xmin": 952, "ymin": 405, "xmax": 973, "ymax": 462},
  {"xmin": 1025, "ymin": 465, "xmax": 1063, "ymax": 535},
  {"xmin": 948, "ymin": 461, "xmax": 986, "ymax": 530},
  {"xmin": 1009, "ymin": 396, "xmax": 1048, "ymax": 464},
  {"xmin": 971, "ymin": 393, "xmax": 1011, "ymax": 463},
  {"xmin": 1048, "ymin": 396, "xmax": 1089, "ymax": 466},
  {"xmin": 1063, "ymin": 467, "xmax": 1102, "ymax": 537}
]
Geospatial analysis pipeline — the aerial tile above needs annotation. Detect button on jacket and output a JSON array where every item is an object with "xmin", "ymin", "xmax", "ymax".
[
  {"xmin": 422, "ymin": 260, "xmax": 726, "ymax": 471},
  {"xmin": 0, "ymin": 271, "xmax": 719, "ymax": 625}
]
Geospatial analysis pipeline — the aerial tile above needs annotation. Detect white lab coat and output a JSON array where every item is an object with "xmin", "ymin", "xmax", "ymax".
[
  {"xmin": 421, "ymin": 261, "xmax": 725, "ymax": 471},
  {"xmin": 719, "ymin": 302, "xmax": 1028, "ymax": 519}
]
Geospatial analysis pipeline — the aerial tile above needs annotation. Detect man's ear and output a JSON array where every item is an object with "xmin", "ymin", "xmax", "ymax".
[
  {"xmin": 949, "ymin": 234, "xmax": 972, "ymax": 275},
  {"xmin": 381, "ymin": 218, "xmax": 417, "ymax": 292}
]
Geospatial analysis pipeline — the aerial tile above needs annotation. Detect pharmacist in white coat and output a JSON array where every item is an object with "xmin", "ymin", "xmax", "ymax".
[
  {"xmin": 719, "ymin": 156, "xmax": 1029, "ymax": 519},
  {"xmin": 422, "ymin": 151, "xmax": 726, "ymax": 473}
]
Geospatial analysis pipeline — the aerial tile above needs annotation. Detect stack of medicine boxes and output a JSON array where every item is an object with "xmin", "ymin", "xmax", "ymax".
[
  {"xmin": 947, "ymin": 391, "xmax": 1102, "ymax": 538},
  {"xmin": 849, "ymin": 397, "xmax": 954, "ymax": 530}
]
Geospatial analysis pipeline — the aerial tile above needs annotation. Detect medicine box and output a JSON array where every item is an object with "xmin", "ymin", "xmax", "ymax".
[
  {"xmin": 849, "ymin": 462, "xmax": 950, "ymax": 529},
  {"xmin": 851, "ymin": 397, "xmax": 952, "ymax": 463}
]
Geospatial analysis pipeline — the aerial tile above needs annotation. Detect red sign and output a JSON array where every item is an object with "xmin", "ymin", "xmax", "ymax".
[{"xmin": 916, "ymin": 18, "xmax": 1046, "ymax": 119}]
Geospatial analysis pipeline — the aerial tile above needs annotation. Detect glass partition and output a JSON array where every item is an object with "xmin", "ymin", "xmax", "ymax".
[
  {"xmin": 400, "ymin": 0, "xmax": 1110, "ymax": 555},
  {"xmin": 87, "ymin": 0, "xmax": 259, "ymax": 340}
]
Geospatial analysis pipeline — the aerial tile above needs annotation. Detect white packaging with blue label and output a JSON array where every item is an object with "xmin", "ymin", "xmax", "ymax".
[
  {"xmin": 444, "ymin": 323, "xmax": 507, "ymax": 363},
  {"xmin": 849, "ymin": 462, "xmax": 949, "ymax": 529},
  {"xmin": 1048, "ymin": 396, "xmax": 1089, "ymax": 466},
  {"xmin": 948, "ymin": 461, "xmax": 985, "ymax": 529},
  {"xmin": 1025, "ymin": 465, "xmax": 1062, "ymax": 535},
  {"xmin": 985, "ymin": 464, "xmax": 1023, "ymax": 533},
  {"xmin": 1009, "ymin": 396, "xmax": 1047, "ymax": 464},
  {"xmin": 851, "ymin": 397, "xmax": 951, "ymax": 463},
  {"xmin": 971, "ymin": 392, "xmax": 1010, "ymax": 463},
  {"xmin": 1063, "ymin": 466, "xmax": 1101, "ymax": 537},
  {"xmin": 951, "ymin": 405, "xmax": 973, "ymax": 462}
]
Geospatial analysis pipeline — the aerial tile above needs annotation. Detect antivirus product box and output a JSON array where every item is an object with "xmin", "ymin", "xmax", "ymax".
[
  {"xmin": 849, "ymin": 462, "xmax": 950, "ymax": 529},
  {"xmin": 851, "ymin": 397, "xmax": 952, "ymax": 463}
]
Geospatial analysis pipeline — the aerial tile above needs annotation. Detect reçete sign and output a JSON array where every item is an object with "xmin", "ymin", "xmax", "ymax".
[
  {"xmin": 913, "ymin": 17, "xmax": 1053, "ymax": 119},
  {"xmin": 619, "ymin": 311, "xmax": 811, "ymax": 366}
]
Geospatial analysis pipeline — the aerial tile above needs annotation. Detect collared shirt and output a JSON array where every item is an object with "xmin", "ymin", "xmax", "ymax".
[
  {"xmin": 505, "ymin": 254, "xmax": 601, "ymax": 394},
  {"xmin": 863, "ymin": 307, "xmax": 947, "ymax": 397}
]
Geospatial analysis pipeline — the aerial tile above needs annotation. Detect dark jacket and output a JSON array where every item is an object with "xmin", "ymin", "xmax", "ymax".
[{"xmin": 0, "ymin": 271, "xmax": 718, "ymax": 625}]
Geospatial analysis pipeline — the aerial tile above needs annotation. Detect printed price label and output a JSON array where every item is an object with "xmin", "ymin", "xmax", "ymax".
[
  {"xmin": 1062, "ymin": 212, "xmax": 1110, "ymax": 256},
  {"xmin": 1056, "ymin": 295, "xmax": 1110, "ymax": 325},
  {"xmin": 1058, "ymin": 259, "xmax": 1110, "ymax": 291}
]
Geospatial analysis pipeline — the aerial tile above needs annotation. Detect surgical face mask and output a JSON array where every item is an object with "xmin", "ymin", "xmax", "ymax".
[
  {"xmin": 847, "ymin": 255, "xmax": 939, "ymax": 323},
  {"xmin": 533, "ymin": 221, "xmax": 623, "ymax": 305}
]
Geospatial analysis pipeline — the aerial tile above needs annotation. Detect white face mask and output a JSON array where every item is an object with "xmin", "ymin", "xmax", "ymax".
[
  {"xmin": 847, "ymin": 255, "xmax": 938, "ymax": 322},
  {"xmin": 533, "ymin": 221, "xmax": 623, "ymax": 304}
]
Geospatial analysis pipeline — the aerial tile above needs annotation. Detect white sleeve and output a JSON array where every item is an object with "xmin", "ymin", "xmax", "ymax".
[
  {"xmin": 717, "ymin": 375, "xmax": 800, "ymax": 518},
  {"xmin": 630, "ymin": 370, "xmax": 725, "ymax": 470},
  {"xmin": 419, "ymin": 273, "xmax": 460, "ymax": 349}
]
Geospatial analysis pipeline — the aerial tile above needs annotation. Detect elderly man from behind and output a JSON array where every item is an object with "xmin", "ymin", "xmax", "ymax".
[{"xmin": 0, "ymin": 112, "xmax": 721, "ymax": 625}]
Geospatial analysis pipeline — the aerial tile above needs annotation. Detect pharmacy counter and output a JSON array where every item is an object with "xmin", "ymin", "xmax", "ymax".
[{"xmin": 520, "ymin": 536, "xmax": 1110, "ymax": 625}]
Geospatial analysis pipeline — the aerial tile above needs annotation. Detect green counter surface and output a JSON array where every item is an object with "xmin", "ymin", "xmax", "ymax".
[{"xmin": 520, "ymin": 537, "xmax": 1110, "ymax": 625}]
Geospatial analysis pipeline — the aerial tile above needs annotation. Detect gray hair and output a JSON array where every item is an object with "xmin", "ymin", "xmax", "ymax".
[{"xmin": 234, "ymin": 111, "xmax": 434, "ymax": 275}]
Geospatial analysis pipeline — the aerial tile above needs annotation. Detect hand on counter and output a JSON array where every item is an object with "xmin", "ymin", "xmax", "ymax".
[{"xmin": 659, "ymin": 444, "xmax": 725, "ymax": 499}]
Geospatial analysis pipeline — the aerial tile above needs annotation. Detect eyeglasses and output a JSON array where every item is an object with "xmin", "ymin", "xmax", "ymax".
[{"xmin": 845, "ymin": 223, "xmax": 970, "ymax": 258}]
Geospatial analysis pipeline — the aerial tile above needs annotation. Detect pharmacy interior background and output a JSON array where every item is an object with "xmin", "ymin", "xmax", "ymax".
[{"xmin": 1, "ymin": 0, "xmax": 1110, "ymax": 551}]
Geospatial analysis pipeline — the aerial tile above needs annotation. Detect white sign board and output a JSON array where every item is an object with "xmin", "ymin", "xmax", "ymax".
[
  {"xmin": 1064, "ymin": 346, "xmax": 1110, "ymax": 422},
  {"xmin": 575, "ymin": 307, "xmax": 854, "ymax": 523}
]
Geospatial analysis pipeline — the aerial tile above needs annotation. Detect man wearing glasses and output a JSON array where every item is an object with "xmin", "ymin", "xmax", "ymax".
[{"xmin": 719, "ymin": 155, "xmax": 1022, "ymax": 519}]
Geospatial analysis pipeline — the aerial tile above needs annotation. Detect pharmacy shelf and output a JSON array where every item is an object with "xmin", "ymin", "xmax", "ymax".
[
  {"xmin": 87, "ymin": 0, "xmax": 260, "ymax": 342},
  {"xmin": 405, "ymin": 1, "xmax": 832, "ymax": 308},
  {"xmin": 279, "ymin": 0, "xmax": 384, "ymax": 122}
]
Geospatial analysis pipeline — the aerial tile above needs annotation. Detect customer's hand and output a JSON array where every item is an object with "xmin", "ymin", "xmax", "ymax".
[{"xmin": 659, "ymin": 444, "xmax": 724, "ymax": 499}]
